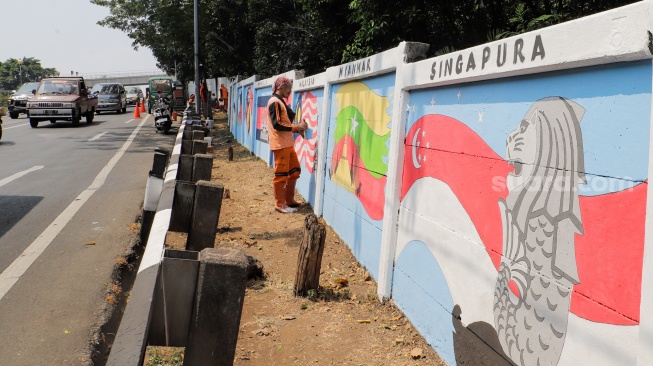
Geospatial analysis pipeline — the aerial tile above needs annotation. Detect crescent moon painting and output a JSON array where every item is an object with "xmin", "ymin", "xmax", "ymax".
[{"xmin": 412, "ymin": 128, "xmax": 422, "ymax": 169}]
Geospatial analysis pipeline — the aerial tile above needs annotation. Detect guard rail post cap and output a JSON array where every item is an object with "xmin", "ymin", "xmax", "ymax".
[{"xmin": 184, "ymin": 248, "xmax": 248, "ymax": 366}]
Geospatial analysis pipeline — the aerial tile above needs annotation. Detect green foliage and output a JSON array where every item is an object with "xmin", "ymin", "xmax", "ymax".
[
  {"xmin": 0, "ymin": 58, "xmax": 58, "ymax": 90},
  {"xmin": 91, "ymin": 0, "xmax": 640, "ymax": 79}
]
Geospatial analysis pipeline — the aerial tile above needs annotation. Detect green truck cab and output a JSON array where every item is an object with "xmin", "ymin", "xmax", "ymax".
[{"xmin": 147, "ymin": 77, "xmax": 174, "ymax": 114}]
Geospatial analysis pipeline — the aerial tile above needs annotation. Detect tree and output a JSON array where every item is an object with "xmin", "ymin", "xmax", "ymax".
[
  {"xmin": 91, "ymin": 0, "xmax": 642, "ymax": 80},
  {"xmin": 0, "ymin": 58, "xmax": 58, "ymax": 90}
]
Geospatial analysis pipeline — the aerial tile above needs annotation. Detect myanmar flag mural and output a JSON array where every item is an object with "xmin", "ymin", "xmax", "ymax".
[{"xmin": 329, "ymin": 81, "xmax": 392, "ymax": 220}]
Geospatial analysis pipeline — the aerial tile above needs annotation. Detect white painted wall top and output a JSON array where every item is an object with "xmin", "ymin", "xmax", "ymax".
[
  {"xmin": 238, "ymin": 75, "xmax": 259, "ymax": 87},
  {"xmin": 326, "ymin": 43, "xmax": 406, "ymax": 83},
  {"xmin": 254, "ymin": 70, "xmax": 304, "ymax": 89},
  {"xmin": 293, "ymin": 72, "xmax": 327, "ymax": 92},
  {"xmin": 405, "ymin": 0, "xmax": 653, "ymax": 89}
]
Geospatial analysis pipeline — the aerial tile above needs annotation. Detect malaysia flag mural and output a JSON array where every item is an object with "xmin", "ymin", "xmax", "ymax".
[{"xmin": 293, "ymin": 91, "xmax": 319, "ymax": 173}]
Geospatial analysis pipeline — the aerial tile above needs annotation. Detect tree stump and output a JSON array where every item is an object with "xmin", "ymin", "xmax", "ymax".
[
  {"xmin": 294, "ymin": 213, "xmax": 327, "ymax": 296},
  {"xmin": 228, "ymin": 146, "xmax": 234, "ymax": 161}
]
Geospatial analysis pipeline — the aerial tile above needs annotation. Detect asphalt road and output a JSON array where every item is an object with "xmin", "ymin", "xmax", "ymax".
[{"xmin": 0, "ymin": 108, "xmax": 175, "ymax": 365}]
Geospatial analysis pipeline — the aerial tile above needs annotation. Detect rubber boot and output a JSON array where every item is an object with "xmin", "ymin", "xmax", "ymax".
[
  {"xmin": 273, "ymin": 181, "xmax": 295, "ymax": 213},
  {"xmin": 285, "ymin": 179, "xmax": 301, "ymax": 208}
]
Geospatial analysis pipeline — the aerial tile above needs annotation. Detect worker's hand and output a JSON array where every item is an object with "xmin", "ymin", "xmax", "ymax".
[{"xmin": 292, "ymin": 120, "xmax": 308, "ymax": 133}]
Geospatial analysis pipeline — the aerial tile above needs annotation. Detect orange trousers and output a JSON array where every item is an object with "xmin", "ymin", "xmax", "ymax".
[{"xmin": 272, "ymin": 146, "xmax": 301, "ymax": 185}]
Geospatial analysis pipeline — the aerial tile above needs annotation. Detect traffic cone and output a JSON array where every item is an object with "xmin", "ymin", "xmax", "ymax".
[
  {"xmin": 133, "ymin": 102, "xmax": 141, "ymax": 118},
  {"xmin": 140, "ymin": 99, "xmax": 146, "ymax": 113}
]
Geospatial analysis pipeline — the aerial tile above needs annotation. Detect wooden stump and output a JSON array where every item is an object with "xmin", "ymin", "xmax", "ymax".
[
  {"xmin": 228, "ymin": 146, "xmax": 234, "ymax": 161},
  {"xmin": 294, "ymin": 213, "xmax": 327, "ymax": 296}
]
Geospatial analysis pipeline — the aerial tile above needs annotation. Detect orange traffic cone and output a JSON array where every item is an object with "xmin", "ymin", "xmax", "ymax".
[
  {"xmin": 140, "ymin": 99, "xmax": 146, "ymax": 113},
  {"xmin": 133, "ymin": 102, "xmax": 141, "ymax": 118}
]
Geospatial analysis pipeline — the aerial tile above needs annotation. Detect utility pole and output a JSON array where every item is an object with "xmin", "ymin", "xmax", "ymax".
[
  {"xmin": 18, "ymin": 58, "xmax": 23, "ymax": 86},
  {"xmin": 194, "ymin": 0, "xmax": 201, "ymax": 115}
]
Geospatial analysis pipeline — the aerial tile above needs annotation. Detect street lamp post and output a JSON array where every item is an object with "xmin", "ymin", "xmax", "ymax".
[{"xmin": 18, "ymin": 58, "xmax": 23, "ymax": 86}]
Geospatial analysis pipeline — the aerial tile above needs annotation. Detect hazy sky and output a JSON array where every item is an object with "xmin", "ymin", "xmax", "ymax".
[{"xmin": 0, "ymin": 1, "xmax": 162, "ymax": 76}]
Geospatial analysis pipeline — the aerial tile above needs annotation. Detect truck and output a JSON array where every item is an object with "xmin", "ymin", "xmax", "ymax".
[
  {"xmin": 147, "ymin": 76, "xmax": 174, "ymax": 114},
  {"xmin": 27, "ymin": 77, "xmax": 98, "ymax": 128}
]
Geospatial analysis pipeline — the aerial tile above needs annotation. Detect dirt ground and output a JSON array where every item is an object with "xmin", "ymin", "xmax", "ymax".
[{"xmin": 145, "ymin": 113, "xmax": 446, "ymax": 366}]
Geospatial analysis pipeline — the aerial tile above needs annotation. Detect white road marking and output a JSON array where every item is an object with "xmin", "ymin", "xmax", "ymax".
[
  {"xmin": 0, "ymin": 166, "xmax": 45, "ymax": 188},
  {"xmin": 3, "ymin": 123, "xmax": 28, "ymax": 130},
  {"xmin": 88, "ymin": 132, "xmax": 108, "ymax": 141},
  {"xmin": 124, "ymin": 119, "xmax": 135, "ymax": 124},
  {"xmin": 0, "ymin": 116, "xmax": 151, "ymax": 301}
]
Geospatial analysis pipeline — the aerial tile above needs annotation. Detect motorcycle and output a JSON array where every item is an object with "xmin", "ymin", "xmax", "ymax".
[{"xmin": 153, "ymin": 96, "xmax": 172, "ymax": 134}]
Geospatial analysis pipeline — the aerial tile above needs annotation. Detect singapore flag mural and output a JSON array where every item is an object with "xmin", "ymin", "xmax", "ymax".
[{"xmin": 393, "ymin": 62, "xmax": 651, "ymax": 366}]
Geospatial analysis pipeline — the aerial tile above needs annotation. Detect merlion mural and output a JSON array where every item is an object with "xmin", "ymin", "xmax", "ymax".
[
  {"xmin": 294, "ymin": 91, "xmax": 319, "ymax": 173},
  {"xmin": 494, "ymin": 97, "xmax": 585, "ymax": 366},
  {"xmin": 329, "ymin": 81, "xmax": 391, "ymax": 220},
  {"xmin": 395, "ymin": 60, "xmax": 650, "ymax": 366}
]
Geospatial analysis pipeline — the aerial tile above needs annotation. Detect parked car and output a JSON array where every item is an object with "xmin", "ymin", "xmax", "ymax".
[
  {"xmin": 91, "ymin": 83, "xmax": 127, "ymax": 114},
  {"xmin": 27, "ymin": 77, "xmax": 97, "ymax": 127},
  {"xmin": 8, "ymin": 82, "xmax": 40, "ymax": 119},
  {"xmin": 125, "ymin": 86, "xmax": 144, "ymax": 105}
]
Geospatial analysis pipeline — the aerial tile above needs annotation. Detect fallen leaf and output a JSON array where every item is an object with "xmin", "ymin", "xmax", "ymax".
[
  {"xmin": 83, "ymin": 241, "xmax": 96, "ymax": 246},
  {"xmin": 410, "ymin": 348, "xmax": 423, "ymax": 359},
  {"xmin": 64, "ymin": 330, "xmax": 70, "ymax": 334},
  {"xmin": 394, "ymin": 338, "xmax": 404, "ymax": 345},
  {"xmin": 390, "ymin": 315, "xmax": 403, "ymax": 322},
  {"xmin": 335, "ymin": 278, "xmax": 349, "ymax": 287},
  {"xmin": 363, "ymin": 271, "xmax": 372, "ymax": 281},
  {"xmin": 281, "ymin": 315, "xmax": 296, "ymax": 320},
  {"xmin": 356, "ymin": 319, "xmax": 371, "ymax": 324}
]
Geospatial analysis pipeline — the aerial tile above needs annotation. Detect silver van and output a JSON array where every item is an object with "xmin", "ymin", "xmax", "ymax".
[{"xmin": 91, "ymin": 83, "xmax": 127, "ymax": 114}]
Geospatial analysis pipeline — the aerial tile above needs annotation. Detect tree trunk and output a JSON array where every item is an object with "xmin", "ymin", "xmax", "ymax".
[
  {"xmin": 294, "ymin": 213, "xmax": 327, "ymax": 296},
  {"xmin": 228, "ymin": 146, "xmax": 234, "ymax": 161}
]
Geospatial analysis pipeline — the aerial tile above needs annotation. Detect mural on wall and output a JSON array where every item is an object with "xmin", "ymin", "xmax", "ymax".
[
  {"xmin": 494, "ymin": 98, "xmax": 585, "ymax": 365},
  {"xmin": 394, "ymin": 61, "xmax": 650, "ymax": 366},
  {"xmin": 237, "ymin": 87, "xmax": 243, "ymax": 124},
  {"xmin": 255, "ymin": 90, "xmax": 270, "ymax": 143},
  {"xmin": 293, "ymin": 91, "xmax": 320, "ymax": 173},
  {"xmin": 328, "ymin": 81, "xmax": 392, "ymax": 220},
  {"xmin": 246, "ymin": 86, "xmax": 253, "ymax": 133}
]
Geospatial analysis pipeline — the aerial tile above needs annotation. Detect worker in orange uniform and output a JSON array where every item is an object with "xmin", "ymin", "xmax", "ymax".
[
  {"xmin": 220, "ymin": 84, "xmax": 229, "ymax": 112},
  {"xmin": 267, "ymin": 76, "xmax": 307, "ymax": 213}
]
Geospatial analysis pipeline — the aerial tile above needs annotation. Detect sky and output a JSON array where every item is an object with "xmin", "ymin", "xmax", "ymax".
[{"xmin": 0, "ymin": 0, "xmax": 162, "ymax": 76}]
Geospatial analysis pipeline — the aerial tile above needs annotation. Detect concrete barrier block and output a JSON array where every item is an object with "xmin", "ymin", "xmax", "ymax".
[
  {"xmin": 178, "ymin": 155, "xmax": 193, "ymax": 182},
  {"xmin": 169, "ymin": 181, "xmax": 196, "ymax": 233},
  {"xmin": 191, "ymin": 130, "xmax": 204, "ymax": 142},
  {"xmin": 187, "ymin": 181, "xmax": 224, "ymax": 252},
  {"xmin": 192, "ymin": 140, "xmax": 208, "ymax": 155},
  {"xmin": 181, "ymin": 140, "xmax": 193, "ymax": 155},
  {"xmin": 184, "ymin": 248, "xmax": 248, "ymax": 366},
  {"xmin": 192, "ymin": 154, "xmax": 213, "ymax": 183}
]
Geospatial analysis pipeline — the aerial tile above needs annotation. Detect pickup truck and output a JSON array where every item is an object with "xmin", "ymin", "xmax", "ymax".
[{"xmin": 27, "ymin": 77, "xmax": 98, "ymax": 128}]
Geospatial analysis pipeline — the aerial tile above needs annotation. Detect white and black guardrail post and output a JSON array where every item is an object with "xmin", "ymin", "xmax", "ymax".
[{"xmin": 141, "ymin": 148, "xmax": 170, "ymax": 243}]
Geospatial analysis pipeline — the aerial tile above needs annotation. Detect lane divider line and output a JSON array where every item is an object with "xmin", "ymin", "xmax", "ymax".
[
  {"xmin": 124, "ymin": 119, "xmax": 135, "ymax": 124},
  {"xmin": 0, "ymin": 166, "xmax": 45, "ymax": 189},
  {"xmin": 0, "ymin": 115, "xmax": 151, "ymax": 301},
  {"xmin": 88, "ymin": 132, "xmax": 108, "ymax": 142},
  {"xmin": 3, "ymin": 123, "xmax": 29, "ymax": 130}
]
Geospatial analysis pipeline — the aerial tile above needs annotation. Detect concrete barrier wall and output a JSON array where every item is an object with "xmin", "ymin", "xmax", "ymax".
[{"xmin": 228, "ymin": 2, "xmax": 653, "ymax": 364}]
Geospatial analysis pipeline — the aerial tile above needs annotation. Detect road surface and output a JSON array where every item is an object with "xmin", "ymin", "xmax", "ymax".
[{"xmin": 0, "ymin": 109, "xmax": 175, "ymax": 365}]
